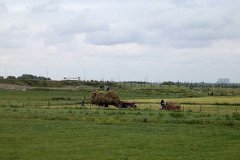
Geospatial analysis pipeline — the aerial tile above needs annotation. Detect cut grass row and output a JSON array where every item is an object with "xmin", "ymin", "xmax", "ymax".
[
  {"xmin": 128, "ymin": 96, "xmax": 240, "ymax": 105},
  {"xmin": 1, "ymin": 107, "xmax": 240, "ymax": 127}
]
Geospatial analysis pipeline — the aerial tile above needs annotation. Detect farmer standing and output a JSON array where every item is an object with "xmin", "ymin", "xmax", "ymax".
[
  {"xmin": 160, "ymin": 99, "xmax": 165, "ymax": 109},
  {"xmin": 81, "ymin": 97, "xmax": 85, "ymax": 108}
]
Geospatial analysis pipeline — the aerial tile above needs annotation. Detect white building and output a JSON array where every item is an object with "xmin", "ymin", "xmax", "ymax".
[{"xmin": 63, "ymin": 77, "xmax": 81, "ymax": 80}]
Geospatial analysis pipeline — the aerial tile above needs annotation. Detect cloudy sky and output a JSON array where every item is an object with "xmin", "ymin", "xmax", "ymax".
[{"xmin": 0, "ymin": 0, "xmax": 240, "ymax": 82}]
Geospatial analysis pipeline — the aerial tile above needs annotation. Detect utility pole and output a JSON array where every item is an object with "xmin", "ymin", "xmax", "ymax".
[
  {"xmin": 46, "ymin": 66, "xmax": 49, "ymax": 78},
  {"xmin": 4, "ymin": 65, "xmax": 7, "ymax": 78}
]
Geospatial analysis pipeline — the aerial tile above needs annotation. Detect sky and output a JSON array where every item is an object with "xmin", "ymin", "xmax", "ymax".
[{"xmin": 0, "ymin": 0, "xmax": 240, "ymax": 83}]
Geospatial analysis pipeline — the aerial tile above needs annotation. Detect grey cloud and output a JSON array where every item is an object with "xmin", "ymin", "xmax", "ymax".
[
  {"xmin": 0, "ymin": 26, "xmax": 28, "ymax": 48},
  {"xmin": 54, "ymin": 18, "xmax": 109, "ymax": 35},
  {"xmin": 27, "ymin": 0, "xmax": 240, "ymax": 48},
  {"xmin": 29, "ymin": 0, "xmax": 60, "ymax": 13},
  {"xmin": 42, "ymin": 32, "xmax": 73, "ymax": 45},
  {"xmin": 73, "ymin": 0, "xmax": 240, "ymax": 48},
  {"xmin": 40, "ymin": 14, "xmax": 109, "ymax": 45},
  {"xmin": 0, "ymin": 0, "xmax": 240, "ymax": 82},
  {"xmin": 2, "ymin": 2, "xmax": 240, "ymax": 47},
  {"xmin": 133, "ymin": 2, "xmax": 240, "ymax": 48},
  {"xmin": 85, "ymin": 30, "xmax": 140, "ymax": 45},
  {"xmin": 167, "ymin": 39, "xmax": 210, "ymax": 49},
  {"xmin": 0, "ymin": 2, "xmax": 7, "ymax": 13},
  {"xmin": 170, "ymin": 0, "xmax": 204, "ymax": 8},
  {"xmin": 169, "ymin": 0, "xmax": 239, "ymax": 8}
]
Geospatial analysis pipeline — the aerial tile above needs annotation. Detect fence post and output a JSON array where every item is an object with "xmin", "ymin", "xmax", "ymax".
[{"xmin": 182, "ymin": 106, "xmax": 185, "ymax": 112}]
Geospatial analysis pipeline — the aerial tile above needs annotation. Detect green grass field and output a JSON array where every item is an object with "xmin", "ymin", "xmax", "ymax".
[
  {"xmin": 0, "ymin": 107, "xmax": 240, "ymax": 160},
  {"xmin": 1, "ymin": 85, "xmax": 240, "ymax": 160}
]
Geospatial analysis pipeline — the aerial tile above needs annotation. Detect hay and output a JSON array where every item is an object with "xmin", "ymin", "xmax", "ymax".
[{"xmin": 91, "ymin": 91, "xmax": 120, "ymax": 107}]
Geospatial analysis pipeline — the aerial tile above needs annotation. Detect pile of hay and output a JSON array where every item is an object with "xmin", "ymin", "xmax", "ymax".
[{"xmin": 91, "ymin": 91, "xmax": 120, "ymax": 107}]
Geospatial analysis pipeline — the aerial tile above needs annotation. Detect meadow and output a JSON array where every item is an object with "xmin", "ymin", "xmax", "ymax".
[{"xmin": 1, "ymin": 82, "xmax": 240, "ymax": 160}]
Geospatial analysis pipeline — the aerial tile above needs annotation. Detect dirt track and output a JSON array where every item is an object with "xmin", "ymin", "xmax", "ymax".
[
  {"xmin": 0, "ymin": 83, "xmax": 31, "ymax": 90},
  {"xmin": 0, "ymin": 83, "xmax": 83, "ymax": 91}
]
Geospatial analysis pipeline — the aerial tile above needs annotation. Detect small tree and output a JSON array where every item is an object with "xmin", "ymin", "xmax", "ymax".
[{"xmin": 7, "ymin": 76, "xmax": 16, "ymax": 80}]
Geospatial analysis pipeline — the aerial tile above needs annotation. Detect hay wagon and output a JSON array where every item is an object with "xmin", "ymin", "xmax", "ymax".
[{"xmin": 91, "ymin": 91, "xmax": 137, "ymax": 108}]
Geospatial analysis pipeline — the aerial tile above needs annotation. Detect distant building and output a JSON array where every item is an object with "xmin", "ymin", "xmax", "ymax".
[
  {"xmin": 63, "ymin": 77, "xmax": 81, "ymax": 80},
  {"xmin": 217, "ymin": 78, "xmax": 230, "ymax": 84}
]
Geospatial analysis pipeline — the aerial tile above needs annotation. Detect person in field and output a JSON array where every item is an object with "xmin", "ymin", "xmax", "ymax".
[
  {"xmin": 160, "ymin": 99, "xmax": 166, "ymax": 109},
  {"xmin": 81, "ymin": 97, "xmax": 85, "ymax": 108}
]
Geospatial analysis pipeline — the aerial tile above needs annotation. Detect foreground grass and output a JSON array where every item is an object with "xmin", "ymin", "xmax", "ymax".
[
  {"xmin": 1, "ymin": 88, "xmax": 240, "ymax": 159},
  {"xmin": 0, "ymin": 107, "xmax": 240, "ymax": 160}
]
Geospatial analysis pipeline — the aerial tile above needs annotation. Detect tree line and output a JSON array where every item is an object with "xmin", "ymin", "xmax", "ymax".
[{"xmin": 0, "ymin": 74, "xmax": 51, "ymax": 80}]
